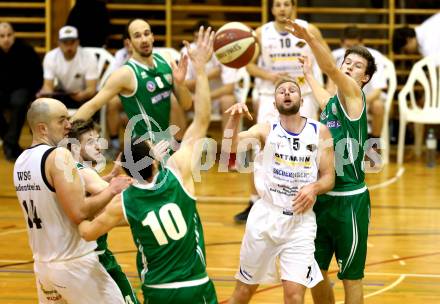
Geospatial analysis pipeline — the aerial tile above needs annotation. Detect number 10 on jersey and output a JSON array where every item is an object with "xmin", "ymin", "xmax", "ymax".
[{"xmin": 142, "ymin": 203, "xmax": 188, "ymax": 246}]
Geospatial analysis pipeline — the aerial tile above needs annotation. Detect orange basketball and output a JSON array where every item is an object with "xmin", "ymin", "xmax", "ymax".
[{"xmin": 213, "ymin": 22, "xmax": 258, "ymax": 69}]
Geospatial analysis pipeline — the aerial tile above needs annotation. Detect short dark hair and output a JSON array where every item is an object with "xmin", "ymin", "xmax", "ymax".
[
  {"xmin": 68, "ymin": 119, "xmax": 100, "ymax": 141},
  {"xmin": 392, "ymin": 26, "xmax": 416, "ymax": 53},
  {"xmin": 270, "ymin": 0, "xmax": 296, "ymax": 8},
  {"xmin": 341, "ymin": 25, "xmax": 362, "ymax": 41},
  {"xmin": 343, "ymin": 46, "xmax": 377, "ymax": 86},
  {"xmin": 124, "ymin": 18, "xmax": 150, "ymax": 40},
  {"xmin": 67, "ymin": 119, "xmax": 100, "ymax": 151},
  {"xmin": 121, "ymin": 137, "xmax": 153, "ymax": 181}
]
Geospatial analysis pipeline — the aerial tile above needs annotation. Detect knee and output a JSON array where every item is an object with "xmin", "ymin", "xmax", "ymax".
[
  {"xmin": 284, "ymin": 290, "xmax": 304, "ymax": 304},
  {"xmin": 233, "ymin": 284, "xmax": 255, "ymax": 303}
]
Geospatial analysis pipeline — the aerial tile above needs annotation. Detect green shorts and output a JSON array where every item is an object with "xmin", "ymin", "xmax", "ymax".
[
  {"xmin": 313, "ymin": 189, "xmax": 371, "ymax": 280},
  {"xmin": 142, "ymin": 278, "xmax": 218, "ymax": 304},
  {"xmin": 98, "ymin": 249, "xmax": 139, "ymax": 304}
]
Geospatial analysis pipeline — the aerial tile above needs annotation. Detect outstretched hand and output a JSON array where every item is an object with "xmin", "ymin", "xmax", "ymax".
[
  {"xmin": 183, "ymin": 26, "xmax": 215, "ymax": 70},
  {"xmin": 149, "ymin": 140, "xmax": 171, "ymax": 162},
  {"xmin": 225, "ymin": 103, "xmax": 253, "ymax": 121},
  {"xmin": 285, "ymin": 19, "xmax": 312, "ymax": 41},
  {"xmin": 298, "ymin": 55, "xmax": 313, "ymax": 76},
  {"xmin": 170, "ymin": 54, "xmax": 188, "ymax": 85}
]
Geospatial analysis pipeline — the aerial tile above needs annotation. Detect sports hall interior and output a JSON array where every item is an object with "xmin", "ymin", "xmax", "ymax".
[{"xmin": 1, "ymin": 0, "xmax": 439, "ymax": 303}]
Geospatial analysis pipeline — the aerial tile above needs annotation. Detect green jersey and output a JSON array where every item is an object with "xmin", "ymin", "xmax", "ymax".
[
  {"xmin": 320, "ymin": 93, "xmax": 368, "ymax": 191},
  {"xmin": 120, "ymin": 54, "xmax": 173, "ymax": 142},
  {"xmin": 122, "ymin": 167, "xmax": 208, "ymax": 286},
  {"xmin": 75, "ymin": 162, "xmax": 108, "ymax": 252}
]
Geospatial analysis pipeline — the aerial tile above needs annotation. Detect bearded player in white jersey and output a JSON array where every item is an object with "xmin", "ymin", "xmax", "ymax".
[
  {"xmin": 13, "ymin": 98, "xmax": 131, "ymax": 303},
  {"xmin": 224, "ymin": 79, "xmax": 334, "ymax": 304},
  {"xmin": 235, "ymin": 0, "xmax": 332, "ymax": 223}
]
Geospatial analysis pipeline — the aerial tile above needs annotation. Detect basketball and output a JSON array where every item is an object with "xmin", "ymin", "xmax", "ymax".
[{"xmin": 213, "ymin": 22, "xmax": 258, "ymax": 69}]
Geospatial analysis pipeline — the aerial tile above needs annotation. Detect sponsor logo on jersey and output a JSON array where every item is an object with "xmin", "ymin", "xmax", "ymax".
[
  {"xmin": 141, "ymin": 71, "xmax": 148, "ymax": 79},
  {"xmin": 151, "ymin": 90, "xmax": 171, "ymax": 104},
  {"xmin": 273, "ymin": 168, "xmax": 309, "ymax": 178},
  {"xmin": 296, "ymin": 41, "xmax": 306, "ymax": 48},
  {"xmin": 146, "ymin": 81, "xmax": 156, "ymax": 92},
  {"xmin": 306, "ymin": 144, "xmax": 317, "ymax": 152},
  {"xmin": 274, "ymin": 153, "xmax": 312, "ymax": 168},
  {"xmin": 320, "ymin": 110, "xmax": 328, "ymax": 121},
  {"xmin": 327, "ymin": 120, "xmax": 341, "ymax": 129}
]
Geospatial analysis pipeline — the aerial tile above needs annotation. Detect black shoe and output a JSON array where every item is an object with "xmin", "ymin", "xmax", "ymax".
[{"xmin": 234, "ymin": 202, "xmax": 254, "ymax": 224}]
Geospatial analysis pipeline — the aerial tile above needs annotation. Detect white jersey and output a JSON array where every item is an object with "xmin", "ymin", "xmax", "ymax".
[
  {"xmin": 254, "ymin": 118, "xmax": 320, "ymax": 211},
  {"xmin": 259, "ymin": 20, "xmax": 322, "ymax": 95},
  {"xmin": 13, "ymin": 144, "xmax": 96, "ymax": 263}
]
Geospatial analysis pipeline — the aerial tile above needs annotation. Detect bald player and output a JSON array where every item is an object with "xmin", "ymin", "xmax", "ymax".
[
  {"xmin": 13, "ymin": 98, "xmax": 130, "ymax": 303},
  {"xmin": 72, "ymin": 18, "xmax": 193, "ymax": 144}
]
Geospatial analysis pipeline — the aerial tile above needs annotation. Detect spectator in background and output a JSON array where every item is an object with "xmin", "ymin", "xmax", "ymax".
[
  {"xmin": 393, "ymin": 12, "xmax": 440, "ymax": 64},
  {"xmin": 66, "ymin": 0, "xmax": 110, "ymax": 47},
  {"xmin": 38, "ymin": 26, "xmax": 99, "ymax": 109},
  {"xmin": 0, "ymin": 22, "xmax": 43, "ymax": 161},
  {"xmin": 330, "ymin": 25, "xmax": 386, "ymax": 141}
]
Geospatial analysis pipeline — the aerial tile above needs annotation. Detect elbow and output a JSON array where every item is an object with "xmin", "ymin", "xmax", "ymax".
[
  {"xmin": 71, "ymin": 212, "xmax": 87, "ymax": 226},
  {"xmin": 323, "ymin": 65, "xmax": 339, "ymax": 76},
  {"xmin": 78, "ymin": 221, "xmax": 97, "ymax": 241},
  {"xmin": 327, "ymin": 172, "xmax": 335, "ymax": 192},
  {"xmin": 72, "ymin": 206, "xmax": 89, "ymax": 226}
]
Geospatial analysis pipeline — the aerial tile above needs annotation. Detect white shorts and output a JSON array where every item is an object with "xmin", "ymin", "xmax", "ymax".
[
  {"xmin": 34, "ymin": 252, "xmax": 125, "ymax": 304},
  {"xmin": 235, "ymin": 199, "xmax": 323, "ymax": 287},
  {"xmin": 257, "ymin": 93, "xmax": 319, "ymax": 124}
]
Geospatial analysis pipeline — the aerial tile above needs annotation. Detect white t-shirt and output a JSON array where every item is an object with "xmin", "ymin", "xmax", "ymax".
[
  {"xmin": 416, "ymin": 12, "xmax": 440, "ymax": 64},
  {"xmin": 332, "ymin": 47, "xmax": 387, "ymax": 95},
  {"xmin": 43, "ymin": 46, "xmax": 99, "ymax": 93}
]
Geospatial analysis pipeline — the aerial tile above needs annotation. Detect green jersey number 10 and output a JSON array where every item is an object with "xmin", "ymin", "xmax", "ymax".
[{"xmin": 142, "ymin": 203, "xmax": 188, "ymax": 246}]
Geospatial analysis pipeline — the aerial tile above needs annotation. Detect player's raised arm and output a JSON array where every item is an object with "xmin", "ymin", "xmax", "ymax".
[
  {"xmin": 166, "ymin": 26, "xmax": 214, "ymax": 191},
  {"xmin": 222, "ymin": 103, "xmax": 269, "ymax": 154},
  {"xmin": 285, "ymin": 20, "xmax": 363, "ymax": 114},
  {"xmin": 300, "ymin": 55, "xmax": 332, "ymax": 110},
  {"xmin": 175, "ymin": 26, "xmax": 214, "ymax": 147}
]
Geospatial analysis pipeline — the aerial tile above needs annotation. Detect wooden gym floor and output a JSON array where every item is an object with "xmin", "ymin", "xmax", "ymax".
[{"xmin": 0, "ymin": 131, "xmax": 439, "ymax": 303}]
